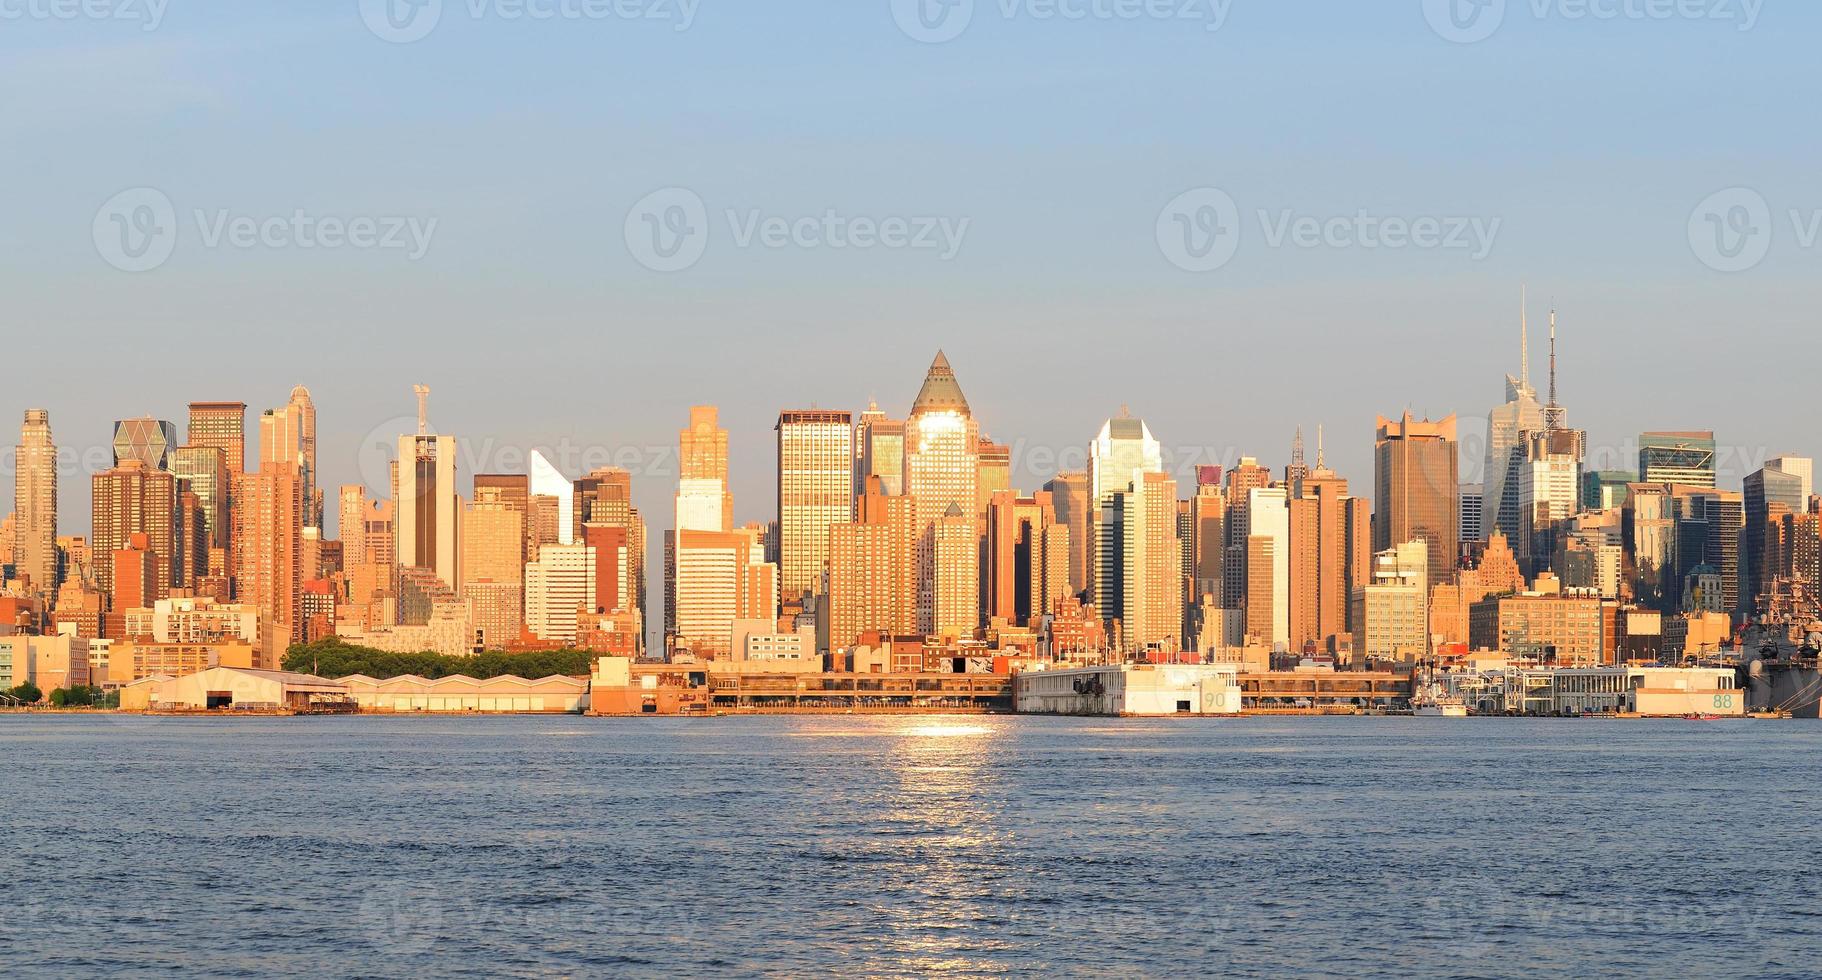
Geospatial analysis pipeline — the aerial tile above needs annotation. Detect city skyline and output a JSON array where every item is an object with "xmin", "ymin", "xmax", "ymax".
[{"xmin": 0, "ymin": 316, "xmax": 1798, "ymax": 550}]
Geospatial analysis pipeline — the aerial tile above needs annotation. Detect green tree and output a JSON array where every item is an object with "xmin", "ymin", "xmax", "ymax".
[
  {"xmin": 282, "ymin": 637, "xmax": 597, "ymax": 680},
  {"xmin": 6, "ymin": 681, "xmax": 44, "ymax": 705}
]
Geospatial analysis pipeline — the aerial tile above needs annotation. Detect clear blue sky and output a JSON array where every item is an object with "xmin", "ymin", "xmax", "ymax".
[{"xmin": 3, "ymin": 1, "xmax": 1818, "ymax": 542}]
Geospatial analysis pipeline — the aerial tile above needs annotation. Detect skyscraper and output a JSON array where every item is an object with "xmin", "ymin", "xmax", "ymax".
[
  {"xmin": 394, "ymin": 386, "xmax": 460, "ymax": 590},
  {"xmin": 678, "ymin": 405, "xmax": 733, "ymax": 533},
  {"xmin": 169, "ymin": 445, "xmax": 230, "ymax": 569},
  {"xmin": 1088, "ymin": 411, "xmax": 1163, "ymax": 627},
  {"xmin": 1639, "ymin": 431, "xmax": 1717, "ymax": 487},
  {"xmin": 13, "ymin": 410, "xmax": 57, "ymax": 594},
  {"xmin": 187, "ymin": 402, "xmax": 247, "ymax": 475},
  {"xmin": 827, "ymin": 476, "xmax": 918, "ymax": 649},
  {"xmin": 855, "ymin": 401, "xmax": 905, "ymax": 499},
  {"xmin": 1484, "ymin": 290, "xmax": 1544, "ymax": 544},
  {"xmin": 673, "ymin": 527, "xmax": 775, "ymax": 658},
  {"xmin": 1374, "ymin": 412, "xmax": 1459, "ymax": 591},
  {"xmin": 528, "ymin": 450, "xmax": 574, "ymax": 546},
  {"xmin": 776, "ymin": 410, "xmax": 853, "ymax": 603},
  {"xmin": 1042, "ymin": 471, "xmax": 1090, "ymax": 600},
  {"xmin": 905, "ymin": 351, "xmax": 980, "ymax": 636},
  {"xmin": 1119, "ymin": 469, "xmax": 1181, "ymax": 651},
  {"xmin": 259, "ymin": 386, "xmax": 321, "ymax": 528},
  {"xmin": 984, "ymin": 490, "xmax": 1070, "ymax": 628},
  {"xmin": 112, "ymin": 417, "xmax": 179, "ymax": 470},
  {"xmin": 92, "ymin": 460, "xmax": 177, "ymax": 604},
  {"xmin": 1246, "ymin": 485, "xmax": 1289, "ymax": 649},
  {"xmin": 1745, "ymin": 457, "xmax": 1813, "ymax": 613},
  {"xmin": 233, "ymin": 464, "xmax": 303, "ymax": 657},
  {"xmin": 1288, "ymin": 437, "xmax": 1354, "ymax": 654}
]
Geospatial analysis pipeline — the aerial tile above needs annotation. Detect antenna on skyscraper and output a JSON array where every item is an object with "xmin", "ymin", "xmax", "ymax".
[
  {"xmin": 414, "ymin": 385, "xmax": 430, "ymax": 435},
  {"xmin": 1316, "ymin": 424, "xmax": 1326, "ymax": 469},
  {"xmin": 1543, "ymin": 306, "xmax": 1564, "ymax": 431}
]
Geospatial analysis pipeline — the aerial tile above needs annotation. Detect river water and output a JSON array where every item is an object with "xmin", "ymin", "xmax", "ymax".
[{"xmin": 1, "ymin": 714, "xmax": 1817, "ymax": 977}]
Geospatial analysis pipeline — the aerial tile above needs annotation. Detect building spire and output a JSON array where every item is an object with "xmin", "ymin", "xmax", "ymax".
[
  {"xmin": 1519, "ymin": 283, "xmax": 1530, "ymax": 392},
  {"xmin": 1316, "ymin": 424, "xmax": 1326, "ymax": 469},
  {"xmin": 413, "ymin": 384, "xmax": 430, "ymax": 435}
]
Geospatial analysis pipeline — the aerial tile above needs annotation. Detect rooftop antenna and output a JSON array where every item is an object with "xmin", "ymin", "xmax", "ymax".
[
  {"xmin": 413, "ymin": 385, "xmax": 430, "ymax": 435},
  {"xmin": 1316, "ymin": 425, "xmax": 1326, "ymax": 469},
  {"xmin": 1543, "ymin": 306, "xmax": 1565, "ymax": 431}
]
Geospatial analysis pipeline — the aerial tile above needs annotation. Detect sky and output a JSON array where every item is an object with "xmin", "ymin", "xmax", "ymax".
[{"xmin": 4, "ymin": 0, "xmax": 1820, "ymax": 558}]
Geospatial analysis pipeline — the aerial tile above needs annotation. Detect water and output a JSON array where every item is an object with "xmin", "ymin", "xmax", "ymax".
[{"xmin": 2, "ymin": 714, "xmax": 1818, "ymax": 978}]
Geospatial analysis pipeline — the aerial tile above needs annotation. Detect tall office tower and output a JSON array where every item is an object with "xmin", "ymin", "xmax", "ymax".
[
  {"xmin": 673, "ymin": 527, "xmax": 775, "ymax": 658},
  {"xmin": 1582, "ymin": 472, "xmax": 1635, "ymax": 512},
  {"xmin": 1042, "ymin": 471, "xmax": 1090, "ymax": 599},
  {"xmin": 13, "ymin": 410, "xmax": 57, "ymax": 594},
  {"xmin": 112, "ymin": 418, "xmax": 179, "ymax": 470},
  {"xmin": 1245, "ymin": 486, "xmax": 1290, "ymax": 649},
  {"xmin": 169, "ymin": 446, "xmax": 229, "ymax": 567},
  {"xmin": 1117, "ymin": 470, "xmax": 1181, "ymax": 651},
  {"xmin": 583, "ymin": 524, "xmax": 632, "ymax": 615},
  {"xmin": 1684, "ymin": 490, "xmax": 1744, "ymax": 617},
  {"xmin": 827, "ymin": 476, "xmax": 919, "ymax": 649},
  {"xmin": 258, "ymin": 387, "xmax": 320, "ymax": 527},
  {"xmin": 1485, "ymin": 290, "xmax": 1545, "ymax": 544},
  {"xmin": 338, "ymin": 486, "xmax": 367, "ymax": 568},
  {"xmin": 776, "ymin": 410, "xmax": 853, "ymax": 604},
  {"xmin": 574, "ymin": 465, "xmax": 644, "ymax": 626},
  {"xmin": 855, "ymin": 401, "xmax": 905, "ymax": 500},
  {"xmin": 1222, "ymin": 458, "xmax": 1273, "ymax": 611},
  {"xmin": 233, "ymin": 465, "xmax": 303, "ymax": 655},
  {"xmin": 932, "ymin": 503, "xmax": 980, "ymax": 641},
  {"xmin": 985, "ymin": 490, "xmax": 1069, "ymax": 628},
  {"xmin": 187, "ymin": 402, "xmax": 248, "ymax": 475},
  {"xmin": 1746, "ymin": 458, "xmax": 1813, "ymax": 612},
  {"xmin": 524, "ymin": 542, "xmax": 595, "ymax": 646},
  {"xmin": 1459, "ymin": 484, "xmax": 1484, "ymax": 546},
  {"xmin": 528, "ymin": 450, "xmax": 574, "ymax": 546},
  {"xmin": 474, "ymin": 472, "xmax": 533, "ymax": 562},
  {"xmin": 1374, "ymin": 412, "xmax": 1459, "ymax": 591},
  {"xmin": 92, "ymin": 460, "xmax": 177, "ymax": 603},
  {"xmin": 976, "ymin": 439, "xmax": 1011, "ymax": 518},
  {"xmin": 1353, "ymin": 539, "xmax": 1430, "ymax": 664},
  {"xmin": 395, "ymin": 387, "xmax": 460, "ymax": 590},
  {"xmin": 1639, "ymin": 431, "xmax": 1717, "ymax": 487},
  {"xmin": 1343, "ymin": 496, "xmax": 1373, "ymax": 636},
  {"xmin": 462, "ymin": 498, "xmax": 526, "ymax": 649},
  {"xmin": 1288, "ymin": 441, "xmax": 1352, "ymax": 654},
  {"xmin": 1516, "ymin": 431, "xmax": 1584, "ymax": 575},
  {"xmin": 1187, "ymin": 479, "xmax": 1226, "ymax": 609},
  {"xmin": 679, "ymin": 405, "xmax": 734, "ymax": 533},
  {"xmin": 904, "ymin": 352, "xmax": 981, "ymax": 635},
  {"xmin": 110, "ymin": 532, "xmax": 157, "ymax": 620},
  {"xmin": 1087, "ymin": 412, "xmax": 1163, "ymax": 620}
]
